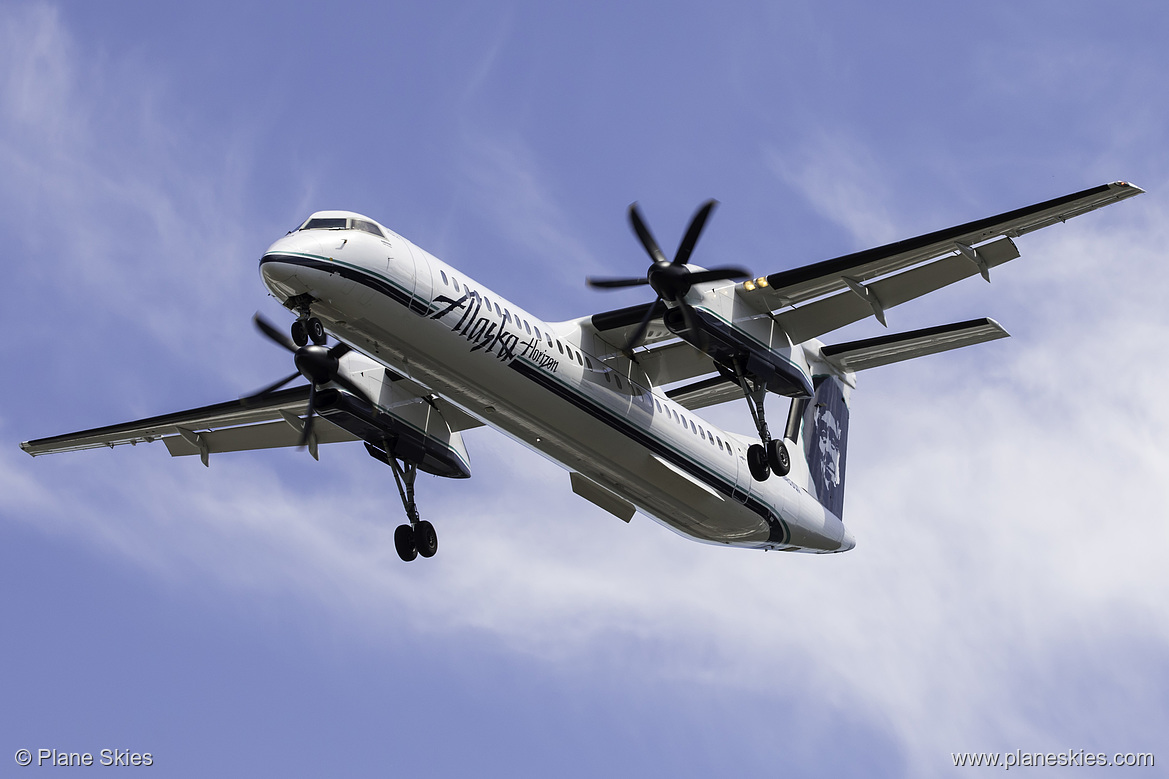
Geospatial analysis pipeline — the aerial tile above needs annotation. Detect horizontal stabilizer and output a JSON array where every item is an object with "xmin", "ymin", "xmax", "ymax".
[{"xmin": 820, "ymin": 318, "xmax": 1009, "ymax": 372}]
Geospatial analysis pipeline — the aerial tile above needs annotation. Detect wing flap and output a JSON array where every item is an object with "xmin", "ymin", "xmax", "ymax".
[
  {"xmin": 819, "ymin": 318, "xmax": 1009, "ymax": 372},
  {"xmin": 778, "ymin": 236, "xmax": 1019, "ymax": 342},
  {"xmin": 162, "ymin": 418, "xmax": 356, "ymax": 457}
]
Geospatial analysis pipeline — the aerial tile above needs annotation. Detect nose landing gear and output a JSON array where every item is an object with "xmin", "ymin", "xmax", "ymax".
[{"xmin": 290, "ymin": 317, "xmax": 327, "ymax": 347}]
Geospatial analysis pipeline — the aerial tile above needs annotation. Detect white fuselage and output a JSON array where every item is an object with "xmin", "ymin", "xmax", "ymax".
[{"xmin": 259, "ymin": 218, "xmax": 854, "ymax": 553}]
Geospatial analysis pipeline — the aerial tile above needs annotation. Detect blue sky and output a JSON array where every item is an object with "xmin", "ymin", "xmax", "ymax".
[{"xmin": 2, "ymin": 1, "xmax": 1167, "ymax": 776}]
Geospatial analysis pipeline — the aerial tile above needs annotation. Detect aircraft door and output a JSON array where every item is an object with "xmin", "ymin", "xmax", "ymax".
[
  {"xmin": 381, "ymin": 235, "xmax": 417, "ymax": 309},
  {"xmin": 405, "ymin": 244, "xmax": 434, "ymax": 315}
]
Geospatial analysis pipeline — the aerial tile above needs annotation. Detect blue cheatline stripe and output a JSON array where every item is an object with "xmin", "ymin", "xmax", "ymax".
[{"xmin": 262, "ymin": 252, "xmax": 790, "ymax": 544}]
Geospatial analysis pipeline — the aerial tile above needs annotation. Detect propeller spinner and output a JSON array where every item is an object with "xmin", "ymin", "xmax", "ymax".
[
  {"xmin": 244, "ymin": 314, "xmax": 374, "ymax": 452},
  {"xmin": 587, "ymin": 200, "xmax": 749, "ymax": 354}
]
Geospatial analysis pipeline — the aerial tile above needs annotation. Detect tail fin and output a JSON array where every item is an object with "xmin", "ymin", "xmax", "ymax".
[{"xmin": 797, "ymin": 375, "xmax": 851, "ymax": 518}]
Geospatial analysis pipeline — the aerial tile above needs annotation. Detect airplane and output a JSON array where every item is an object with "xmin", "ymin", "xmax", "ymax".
[{"xmin": 20, "ymin": 182, "xmax": 1142, "ymax": 562}]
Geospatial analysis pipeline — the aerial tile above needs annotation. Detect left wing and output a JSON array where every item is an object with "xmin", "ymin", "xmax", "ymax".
[
  {"xmin": 761, "ymin": 182, "xmax": 1141, "ymax": 307},
  {"xmin": 587, "ymin": 182, "xmax": 1141, "ymax": 392}
]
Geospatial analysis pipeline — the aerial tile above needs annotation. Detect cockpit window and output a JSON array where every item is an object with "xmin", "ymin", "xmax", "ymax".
[
  {"xmin": 351, "ymin": 220, "xmax": 385, "ymax": 238},
  {"xmin": 301, "ymin": 217, "xmax": 348, "ymax": 230},
  {"xmin": 298, "ymin": 216, "xmax": 386, "ymax": 239}
]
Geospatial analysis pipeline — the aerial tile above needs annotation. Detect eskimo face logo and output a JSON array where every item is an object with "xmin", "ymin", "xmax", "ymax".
[{"xmin": 814, "ymin": 405, "xmax": 842, "ymax": 488}]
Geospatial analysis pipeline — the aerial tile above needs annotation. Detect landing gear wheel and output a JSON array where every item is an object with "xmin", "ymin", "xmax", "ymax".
[
  {"xmin": 767, "ymin": 439, "xmax": 791, "ymax": 477},
  {"xmin": 415, "ymin": 520, "xmax": 438, "ymax": 558},
  {"xmin": 290, "ymin": 319, "xmax": 309, "ymax": 347},
  {"xmin": 748, "ymin": 444, "xmax": 771, "ymax": 482},
  {"xmin": 394, "ymin": 524, "xmax": 418, "ymax": 562},
  {"xmin": 306, "ymin": 317, "xmax": 326, "ymax": 345}
]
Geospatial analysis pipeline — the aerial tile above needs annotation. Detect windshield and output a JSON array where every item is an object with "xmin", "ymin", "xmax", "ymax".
[
  {"xmin": 300, "ymin": 217, "xmax": 348, "ymax": 230},
  {"xmin": 298, "ymin": 216, "xmax": 385, "ymax": 239}
]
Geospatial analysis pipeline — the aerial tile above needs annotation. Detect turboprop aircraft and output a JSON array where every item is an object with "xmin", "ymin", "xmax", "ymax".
[{"xmin": 21, "ymin": 182, "xmax": 1142, "ymax": 561}]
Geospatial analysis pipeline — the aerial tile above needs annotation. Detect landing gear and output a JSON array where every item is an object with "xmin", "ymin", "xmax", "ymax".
[
  {"xmin": 306, "ymin": 317, "xmax": 326, "ymax": 345},
  {"xmin": 732, "ymin": 356, "xmax": 791, "ymax": 482},
  {"xmin": 290, "ymin": 319, "xmax": 308, "ymax": 347},
  {"xmin": 387, "ymin": 454, "xmax": 439, "ymax": 562},
  {"xmin": 394, "ymin": 524, "xmax": 418, "ymax": 562},
  {"xmin": 290, "ymin": 316, "xmax": 326, "ymax": 346},
  {"xmin": 767, "ymin": 438, "xmax": 790, "ymax": 477},
  {"xmin": 747, "ymin": 444, "xmax": 770, "ymax": 481}
]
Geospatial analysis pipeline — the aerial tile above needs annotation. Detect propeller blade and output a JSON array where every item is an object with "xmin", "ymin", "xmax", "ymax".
[
  {"xmin": 253, "ymin": 313, "xmax": 297, "ymax": 353},
  {"xmin": 683, "ymin": 266, "xmax": 751, "ymax": 286},
  {"xmin": 332, "ymin": 372, "xmax": 375, "ymax": 408},
  {"xmin": 628, "ymin": 203, "xmax": 669, "ymax": 265},
  {"xmin": 298, "ymin": 383, "xmax": 317, "ymax": 449},
  {"xmin": 622, "ymin": 299, "xmax": 662, "ymax": 356},
  {"xmin": 674, "ymin": 200, "xmax": 717, "ymax": 266},
  {"xmin": 587, "ymin": 276, "xmax": 651, "ymax": 289},
  {"xmin": 241, "ymin": 371, "xmax": 301, "ymax": 405}
]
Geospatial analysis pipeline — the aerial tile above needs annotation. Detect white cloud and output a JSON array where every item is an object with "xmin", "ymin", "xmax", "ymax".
[{"xmin": 766, "ymin": 134, "xmax": 902, "ymax": 248}]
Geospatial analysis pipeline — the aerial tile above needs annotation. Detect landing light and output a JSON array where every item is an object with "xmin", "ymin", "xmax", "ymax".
[
  {"xmin": 755, "ymin": 276, "xmax": 769, "ymax": 288},
  {"xmin": 743, "ymin": 280, "xmax": 757, "ymax": 291}
]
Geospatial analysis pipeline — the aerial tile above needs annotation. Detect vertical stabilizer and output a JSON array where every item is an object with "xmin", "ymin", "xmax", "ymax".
[{"xmin": 802, "ymin": 375, "xmax": 851, "ymax": 518}]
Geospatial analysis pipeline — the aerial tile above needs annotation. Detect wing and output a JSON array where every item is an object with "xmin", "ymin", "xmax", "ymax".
[
  {"xmin": 585, "ymin": 182, "xmax": 1140, "ymax": 404},
  {"xmin": 19, "ymin": 386, "xmax": 357, "ymax": 465},
  {"xmin": 754, "ymin": 181, "xmax": 1142, "ymax": 341}
]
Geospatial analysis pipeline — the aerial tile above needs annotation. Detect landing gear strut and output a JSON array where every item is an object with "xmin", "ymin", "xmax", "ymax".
[
  {"xmin": 732, "ymin": 356, "xmax": 790, "ymax": 482},
  {"xmin": 387, "ymin": 455, "xmax": 438, "ymax": 562}
]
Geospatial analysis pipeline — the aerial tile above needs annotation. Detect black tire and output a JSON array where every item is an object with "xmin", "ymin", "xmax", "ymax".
[
  {"xmin": 307, "ymin": 317, "xmax": 326, "ymax": 345},
  {"xmin": 767, "ymin": 439, "xmax": 791, "ymax": 477},
  {"xmin": 394, "ymin": 524, "xmax": 418, "ymax": 562},
  {"xmin": 747, "ymin": 444, "xmax": 770, "ymax": 482},
  {"xmin": 415, "ymin": 520, "xmax": 439, "ymax": 558},
  {"xmin": 291, "ymin": 319, "xmax": 309, "ymax": 347}
]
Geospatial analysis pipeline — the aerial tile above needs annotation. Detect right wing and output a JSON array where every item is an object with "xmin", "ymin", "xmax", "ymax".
[{"xmin": 19, "ymin": 386, "xmax": 354, "ymax": 465}]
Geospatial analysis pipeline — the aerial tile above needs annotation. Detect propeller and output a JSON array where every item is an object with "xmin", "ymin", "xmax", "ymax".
[
  {"xmin": 587, "ymin": 200, "xmax": 750, "ymax": 354},
  {"xmin": 244, "ymin": 314, "xmax": 374, "ymax": 452}
]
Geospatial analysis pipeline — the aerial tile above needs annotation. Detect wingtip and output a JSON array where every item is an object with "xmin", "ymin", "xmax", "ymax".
[{"xmin": 1111, "ymin": 181, "xmax": 1145, "ymax": 195}]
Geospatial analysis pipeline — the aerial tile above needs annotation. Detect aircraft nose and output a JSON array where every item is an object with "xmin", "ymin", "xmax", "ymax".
[{"xmin": 260, "ymin": 232, "xmax": 321, "ymax": 300}]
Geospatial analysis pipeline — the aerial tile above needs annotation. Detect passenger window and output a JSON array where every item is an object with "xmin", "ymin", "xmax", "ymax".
[
  {"xmin": 524, "ymin": 321, "xmax": 532, "ymax": 335},
  {"xmin": 440, "ymin": 270, "xmax": 449, "ymax": 285},
  {"xmin": 534, "ymin": 326, "xmax": 542, "ymax": 340},
  {"xmin": 556, "ymin": 341, "xmax": 564, "ymax": 354},
  {"xmin": 453, "ymin": 279, "xmax": 461, "ymax": 292}
]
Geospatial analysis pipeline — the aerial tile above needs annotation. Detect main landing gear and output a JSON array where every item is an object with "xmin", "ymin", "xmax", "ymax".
[
  {"xmin": 731, "ymin": 357, "xmax": 791, "ymax": 483},
  {"xmin": 388, "ymin": 456, "xmax": 438, "ymax": 562}
]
